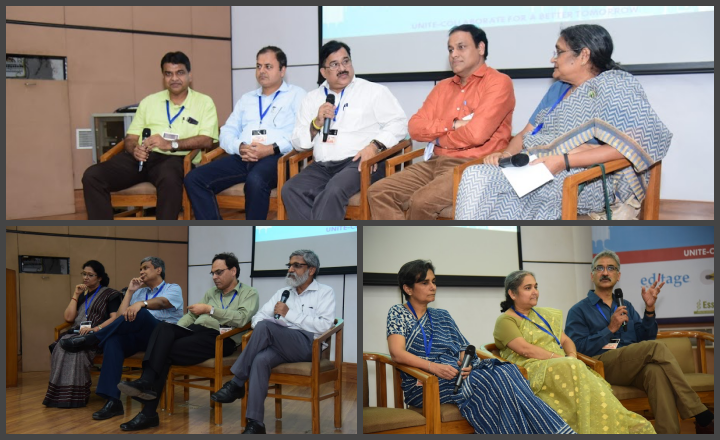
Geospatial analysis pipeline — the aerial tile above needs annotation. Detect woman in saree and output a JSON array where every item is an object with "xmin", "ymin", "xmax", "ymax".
[
  {"xmin": 455, "ymin": 24, "xmax": 671, "ymax": 220},
  {"xmin": 43, "ymin": 260, "xmax": 123, "ymax": 408},
  {"xmin": 493, "ymin": 270, "xmax": 655, "ymax": 434},
  {"xmin": 387, "ymin": 260, "xmax": 575, "ymax": 434}
]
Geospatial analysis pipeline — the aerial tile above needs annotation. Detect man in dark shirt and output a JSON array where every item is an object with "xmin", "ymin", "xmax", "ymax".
[{"xmin": 565, "ymin": 250, "xmax": 713, "ymax": 434}]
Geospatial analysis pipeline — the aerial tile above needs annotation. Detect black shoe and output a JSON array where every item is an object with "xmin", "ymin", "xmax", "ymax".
[
  {"xmin": 211, "ymin": 380, "xmax": 245, "ymax": 403},
  {"xmin": 242, "ymin": 419, "xmax": 266, "ymax": 434},
  {"xmin": 117, "ymin": 378, "xmax": 157, "ymax": 401},
  {"xmin": 120, "ymin": 412, "xmax": 159, "ymax": 431},
  {"xmin": 92, "ymin": 399, "xmax": 124, "ymax": 420},
  {"xmin": 696, "ymin": 419, "xmax": 714, "ymax": 434},
  {"xmin": 59, "ymin": 334, "xmax": 99, "ymax": 353}
]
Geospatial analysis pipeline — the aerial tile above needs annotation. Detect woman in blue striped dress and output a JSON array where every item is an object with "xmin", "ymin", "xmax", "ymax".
[{"xmin": 387, "ymin": 260, "xmax": 575, "ymax": 434}]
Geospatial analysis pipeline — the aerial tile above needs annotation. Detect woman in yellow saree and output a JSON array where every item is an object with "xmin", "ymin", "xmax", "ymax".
[{"xmin": 493, "ymin": 270, "xmax": 655, "ymax": 434}]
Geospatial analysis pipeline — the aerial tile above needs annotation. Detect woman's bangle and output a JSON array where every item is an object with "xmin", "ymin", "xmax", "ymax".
[
  {"xmin": 97, "ymin": 325, "xmax": 102, "ymax": 331},
  {"xmin": 427, "ymin": 361, "xmax": 432, "ymax": 374},
  {"xmin": 549, "ymin": 352, "xmax": 555, "ymax": 359},
  {"xmin": 71, "ymin": 297, "xmax": 78, "ymax": 302},
  {"xmin": 566, "ymin": 352, "xmax": 577, "ymax": 357},
  {"xmin": 311, "ymin": 119, "xmax": 322, "ymax": 131},
  {"xmin": 563, "ymin": 153, "xmax": 571, "ymax": 172}
]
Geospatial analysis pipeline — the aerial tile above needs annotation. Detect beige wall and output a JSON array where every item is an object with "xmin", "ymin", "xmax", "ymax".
[
  {"xmin": 5, "ymin": 226, "xmax": 188, "ymax": 372},
  {"xmin": 6, "ymin": 6, "xmax": 232, "ymax": 212}
]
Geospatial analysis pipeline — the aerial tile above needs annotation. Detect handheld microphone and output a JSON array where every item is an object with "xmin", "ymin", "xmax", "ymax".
[
  {"xmin": 275, "ymin": 290, "xmax": 290, "ymax": 319},
  {"xmin": 498, "ymin": 154, "xmax": 530, "ymax": 168},
  {"xmin": 322, "ymin": 94, "xmax": 336, "ymax": 142},
  {"xmin": 614, "ymin": 288, "xmax": 627, "ymax": 332},
  {"xmin": 138, "ymin": 128, "xmax": 151, "ymax": 172},
  {"xmin": 453, "ymin": 345, "xmax": 475, "ymax": 394}
]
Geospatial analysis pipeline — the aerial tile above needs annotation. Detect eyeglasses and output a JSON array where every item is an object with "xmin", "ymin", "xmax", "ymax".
[
  {"xmin": 552, "ymin": 48, "xmax": 574, "ymax": 59},
  {"xmin": 209, "ymin": 269, "xmax": 227, "ymax": 277},
  {"xmin": 324, "ymin": 58, "xmax": 352, "ymax": 71},
  {"xmin": 286, "ymin": 263, "xmax": 309, "ymax": 269},
  {"xmin": 593, "ymin": 265, "xmax": 619, "ymax": 273},
  {"xmin": 80, "ymin": 272, "xmax": 97, "ymax": 278}
]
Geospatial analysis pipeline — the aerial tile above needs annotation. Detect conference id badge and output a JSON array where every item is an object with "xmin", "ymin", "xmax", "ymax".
[
  {"xmin": 80, "ymin": 321, "xmax": 92, "ymax": 331},
  {"xmin": 219, "ymin": 326, "xmax": 233, "ymax": 334},
  {"xmin": 602, "ymin": 338, "xmax": 621, "ymax": 350},
  {"xmin": 162, "ymin": 132, "xmax": 179, "ymax": 141},
  {"xmin": 251, "ymin": 129, "xmax": 267, "ymax": 144},
  {"xmin": 325, "ymin": 129, "xmax": 338, "ymax": 144},
  {"xmin": 424, "ymin": 142, "xmax": 435, "ymax": 161}
]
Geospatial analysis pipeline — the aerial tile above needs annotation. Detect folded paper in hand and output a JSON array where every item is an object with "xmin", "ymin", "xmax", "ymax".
[{"xmin": 501, "ymin": 155, "xmax": 554, "ymax": 198}]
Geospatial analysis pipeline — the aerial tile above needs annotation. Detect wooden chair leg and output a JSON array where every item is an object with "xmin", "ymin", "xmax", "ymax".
[
  {"xmin": 275, "ymin": 384, "xmax": 282, "ymax": 419},
  {"xmin": 240, "ymin": 380, "xmax": 248, "ymax": 427},
  {"xmin": 183, "ymin": 375, "xmax": 190, "ymax": 401},
  {"xmin": 167, "ymin": 374, "xmax": 175, "ymax": 415},
  {"xmin": 311, "ymin": 381, "xmax": 320, "ymax": 434},
  {"xmin": 334, "ymin": 374, "xmax": 342, "ymax": 428}
]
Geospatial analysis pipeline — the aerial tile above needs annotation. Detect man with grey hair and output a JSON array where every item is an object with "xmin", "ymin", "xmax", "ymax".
[
  {"xmin": 566, "ymin": 249, "xmax": 713, "ymax": 434},
  {"xmin": 210, "ymin": 249, "xmax": 335, "ymax": 434},
  {"xmin": 60, "ymin": 256, "xmax": 183, "ymax": 421}
]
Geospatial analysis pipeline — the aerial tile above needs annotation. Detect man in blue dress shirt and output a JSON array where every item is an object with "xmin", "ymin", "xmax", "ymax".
[
  {"xmin": 565, "ymin": 250, "xmax": 713, "ymax": 434},
  {"xmin": 61, "ymin": 256, "xmax": 183, "ymax": 421},
  {"xmin": 184, "ymin": 46, "xmax": 306, "ymax": 220}
]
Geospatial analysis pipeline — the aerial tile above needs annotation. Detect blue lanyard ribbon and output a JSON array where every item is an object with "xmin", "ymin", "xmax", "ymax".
[
  {"xmin": 84, "ymin": 285, "xmax": 102, "ymax": 319},
  {"xmin": 146, "ymin": 281, "xmax": 166, "ymax": 301},
  {"xmin": 324, "ymin": 87, "xmax": 345, "ymax": 122},
  {"xmin": 531, "ymin": 85, "xmax": 572, "ymax": 135},
  {"xmin": 406, "ymin": 302, "xmax": 433, "ymax": 358},
  {"xmin": 258, "ymin": 91, "xmax": 281, "ymax": 125},
  {"xmin": 166, "ymin": 100, "xmax": 185, "ymax": 128},
  {"xmin": 220, "ymin": 289, "xmax": 238, "ymax": 310},
  {"xmin": 512, "ymin": 307, "xmax": 561, "ymax": 346},
  {"xmin": 595, "ymin": 302, "xmax": 617, "ymax": 324}
]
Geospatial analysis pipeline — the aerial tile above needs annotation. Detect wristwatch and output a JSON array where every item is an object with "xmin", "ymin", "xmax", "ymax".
[
  {"xmin": 171, "ymin": 141, "xmax": 179, "ymax": 150},
  {"xmin": 143, "ymin": 300, "xmax": 148, "ymax": 308},
  {"xmin": 273, "ymin": 143, "xmax": 281, "ymax": 156},
  {"xmin": 371, "ymin": 140, "xmax": 387, "ymax": 152},
  {"xmin": 210, "ymin": 306, "xmax": 215, "ymax": 315}
]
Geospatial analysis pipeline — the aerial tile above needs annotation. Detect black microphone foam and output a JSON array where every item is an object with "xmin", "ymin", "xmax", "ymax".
[
  {"xmin": 453, "ymin": 345, "xmax": 475, "ymax": 394},
  {"xmin": 138, "ymin": 128, "xmax": 151, "ymax": 172},
  {"xmin": 614, "ymin": 288, "xmax": 627, "ymax": 332},
  {"xmin": 275, "ymin": 290, "xmax": 290, "ymax": 319},
  {"xmin": 498, "ymin": 154, "xmax": 530, "ymax": 168},
  {"xmin": 322, "ymin": 94, "xmax": 336, "ymax": 142}
]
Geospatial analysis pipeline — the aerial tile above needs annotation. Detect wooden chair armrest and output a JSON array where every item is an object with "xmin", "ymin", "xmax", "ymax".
[
  {"xmin": 657, "ymin": 330, "xmax": 714, "ymax": 342},
  {"xmin": 54, "ymin": 321, "xmax": 73, "ymax": 340},
  {"xmin": 476, "ymin": 346, "xmax": 528, "ymax": 379},
  {"xmin": 385, "ymin": 149, "xmax": 424, "ymax": 176},
  {"xmin": 214, "ymin": 322, "xmax": 252, "ymax": 367},
  {"xmin": 183, "ymin": 149, "xmax": 204, "ymax": 176},
  {"xmin": 451, "ymin": 154, "xmax": 489, "ymax": 215},
  {"xmin": 577, "ymin": 352, "xmax": 605, "ymax": 378},
  {"xmin": 561, "ymin": 158, "xmax": 632, "ymax": 220},
  {"xmin": 289, "ymin": 149, "xmax": 314, "ymax": 166},
  {"xmin": 215, "ymin": 321, "xmax": 252, "ymax": 342},
  {"xmin": 200, "ymin": 145, "xmax": 228, "ymax": 164},
  {"xmin": 314, "ymin": 319, "xmax": 344, "ymax": 346},
  {"xmin": 100, "ymin": 140, "xmax": 126, "ymax": 162}
]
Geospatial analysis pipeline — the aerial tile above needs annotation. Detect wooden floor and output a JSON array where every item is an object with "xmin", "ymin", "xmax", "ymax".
[
  {"xmin": 12, "ymin": 190, "xmax": 715, "ymax": 220},
  {"xmin": 6, "ymin": 371, "xmax": 357, "ymax": 434}
]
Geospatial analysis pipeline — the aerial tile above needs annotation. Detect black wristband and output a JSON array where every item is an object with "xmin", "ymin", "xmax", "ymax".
[
  {"xmin": 563, "ymin": 153, "xmax": 571, "ymax": 172},
  {"xmin": 273, "ymin": 143, "xmax": 281, "ymax": 156},
  {"xmin": 644, "ymin": 309, "xmax": 655, "ymax": 316}
]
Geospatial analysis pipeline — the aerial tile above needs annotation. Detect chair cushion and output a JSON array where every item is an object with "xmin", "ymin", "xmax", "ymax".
[
  {"xmin": 611, "ymin": 384, "xmax": 647, "ymax": 400},
  {"xmin": 348, "ymin": 192, "xmax": 360, "ymax": 207},
  {"xmin": 218, "ymin": 183, "xmax": 277, "ymax": 198},
  {"xmin": 683, "ymin": 373, "xmax": 714, "ymax": 392},
  {"xmin": 362, "ymin": 407, "xmax": 425, "ymax": 433},
  {"xmin": 271, "ymin": 359, "xmax": 335, "ymax": 376},
  {"xmin": 409, "ymin": 403, "xmax": 465, "ymax": 422},
  {"xmin": 113, "ymin": 183, "xmax": 157, "ymax": 195},
  {"xmin": 657, "ymin": 338, "xmax": 695, "ymax": 374}
]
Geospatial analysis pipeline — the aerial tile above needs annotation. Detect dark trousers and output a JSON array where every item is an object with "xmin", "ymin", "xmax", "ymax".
[
  {"xmin": 230, "ymin": 321, "xmax": 313, "ymax": 422},
  {"xmin": 184, "ymin": 153, "xmax": 279, "ymax": 220},
  {"xmin": 139, "ymin": 321, "xmax": 235, "ymax": 414},
  {"xmin": 82, "ymin": 150, "xmax": 185, "ymax": 220},
  {"xmin": 95, "ymin": 308, "xmax": 159, "ymax": 401},
  {"xmin": 281, "ymin": 157, "xmax": 384, "ymax": 220}
]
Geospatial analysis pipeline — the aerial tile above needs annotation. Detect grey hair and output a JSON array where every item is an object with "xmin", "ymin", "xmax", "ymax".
[
  {"xmin": 290, "ymin": 249, "xmax": 320, "ymax": 276},
  {"xmin": 141, "ymin": 256, "xmax": 166, "ymax": 279},
  {"xmin": 592, "ymin": 250, "xmax": 620, "ymax": 272},
  {"xmin": 500, "ymin": 270, "xmax": 536, "ymax": 312}
]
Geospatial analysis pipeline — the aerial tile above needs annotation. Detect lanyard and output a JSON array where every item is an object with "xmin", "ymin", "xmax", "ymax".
[
  {"xmin": 84, "ymin": 285, "xmax": 102, "ymax": 319},
  {"xmin": 258, "ymin": 91, "xmax": 281, "ymax": 126},
  {"xmin": 595, "ymin": 302, "xmax": 617, "ymax": 324},
  {"xmin": 166, "ymin": 100, "xmax": 185, "ymax": 128},
  {"xmin": 531, "ymin": 85, "xmax": 572, "ymax": 135},
  {"xmin": 220, "ymin": 289, "xmax": 238, "ymax": 310},
  {"xmin": 512, "ymin": 307, "xmax": 561, "ymax": 346},
  {"xmin": 406, "ymin": 302, "xmax": 433, "ymax": 358},
  {"xmin": 324, "ymin": 87, "xmax": 345, "ymax": 122},
  {"xmin": 146, "ymin": 281, "xmax": 165, "ymax": 301}
]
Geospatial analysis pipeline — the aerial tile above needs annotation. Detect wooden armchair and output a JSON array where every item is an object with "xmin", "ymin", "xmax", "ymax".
[
  {"xmin": 276, "ymin": 140, "xmax": 413, "ymax": 220},
  {"xmin": 99, "ymin": 140, "xmax": 202, "ymax": 220},
  {"xmin": 165, "ymin": 322, "xmax": 251, "ymax": 425},
  {"xmin": 482, "ymin": 342, "xmax": 604, "ymax": 378},
  {"xmin": 562, "ymin": 159, "xmax": 662, "ymax": 220},
  {"xmin": 362, "ymin": 352, "xmax": 437, "ymax": 434},
  {"xmin": 240, "ymin": 319, "xmax": 344, "ymax": 433}
]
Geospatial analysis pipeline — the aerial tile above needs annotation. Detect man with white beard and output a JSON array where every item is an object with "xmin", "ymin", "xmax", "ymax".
[{"xmin": 210, "ymin": 249, "xmax": 335, "ymax": 434}]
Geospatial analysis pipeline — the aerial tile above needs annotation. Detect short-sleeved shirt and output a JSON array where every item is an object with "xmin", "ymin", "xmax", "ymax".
[
  {"xmin": 129, "ymin": 280, "xmax": 184, "ymax": 324},
  {"xmin": 127, "ymin": 88, "xmax": 219, "ymax": 163}
]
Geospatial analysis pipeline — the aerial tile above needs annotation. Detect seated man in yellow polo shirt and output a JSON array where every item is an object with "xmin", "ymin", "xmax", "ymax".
[{"xmin": 82, "ymin": 51, "xmax": 219, "ymax": 220}]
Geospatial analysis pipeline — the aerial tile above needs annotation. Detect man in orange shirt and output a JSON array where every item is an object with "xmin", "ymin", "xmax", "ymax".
[{"xmin": 368, "ymin": 24, "xmax": 515, "ymax": 220}]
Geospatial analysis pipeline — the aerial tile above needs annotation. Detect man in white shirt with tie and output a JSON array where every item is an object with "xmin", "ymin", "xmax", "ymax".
[
  {"xmin": 282, "ymin": 40, "xmax": 408, "ymax": 220},
  {"xmin": 210, "ymin": 250, "xmax": 335, "ymax": 434}
]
